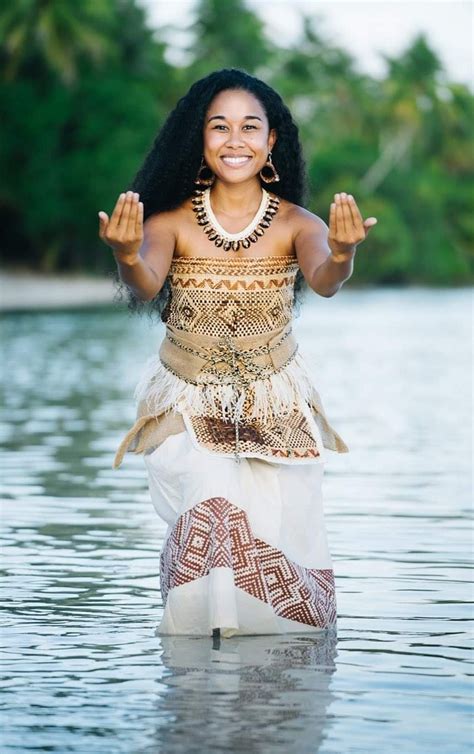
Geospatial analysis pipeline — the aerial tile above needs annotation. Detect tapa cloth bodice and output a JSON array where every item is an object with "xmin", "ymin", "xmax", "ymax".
[
  {"xmin": 113, "ymin": 255, "xmax": 349, "ymax": 468},
  {"xmin": 161, "ymin": 255, "xmax": 296, "ymax": 337}
]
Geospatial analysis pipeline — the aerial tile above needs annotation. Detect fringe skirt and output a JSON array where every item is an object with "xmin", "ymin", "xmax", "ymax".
[{"xmin": 144, "ymin": 425, "xmax": 337, "ymax": 638}]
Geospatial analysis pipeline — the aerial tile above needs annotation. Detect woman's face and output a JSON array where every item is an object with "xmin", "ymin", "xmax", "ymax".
[{"xmin": 203, "ymin": 89, "xmax": 277, "ymax": 185}]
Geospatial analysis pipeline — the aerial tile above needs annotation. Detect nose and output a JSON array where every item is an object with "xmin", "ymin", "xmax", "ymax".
[{"xmin": 224, "ymin": 127, "xmax": 246, "ymax": 148}]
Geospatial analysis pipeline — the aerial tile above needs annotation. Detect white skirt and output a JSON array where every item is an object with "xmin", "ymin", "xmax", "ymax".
[{"xmin": 144, "ymin": 428, "xmax": 337, "ymax": 638}]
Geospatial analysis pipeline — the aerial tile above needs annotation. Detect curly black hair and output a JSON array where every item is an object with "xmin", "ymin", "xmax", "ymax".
[{"xmin": 112, "ymin": 67, "xmax": 309, "ymax": 319}]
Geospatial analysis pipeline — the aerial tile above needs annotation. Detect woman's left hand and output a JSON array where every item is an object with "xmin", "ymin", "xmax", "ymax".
[{"xmin": 328, "ymin": 192, "xmax": 377, "ymax": 262}]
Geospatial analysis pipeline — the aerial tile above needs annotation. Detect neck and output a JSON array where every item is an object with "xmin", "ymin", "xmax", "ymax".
[{"xmin": 209, "ymin": 179, "xmax": 264, "ymax": 217}]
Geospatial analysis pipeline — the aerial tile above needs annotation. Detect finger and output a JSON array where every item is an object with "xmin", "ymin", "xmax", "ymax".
[
  {"xmin": 127, "ymin": 194, "xmax": 139, "ymax": 235},
  {"xmin": 344, "ymin": 193, "xmax": 358, "ymax": 228},
  {"xmin": 108, "ymin": 193, "xmax": 127, "ymax": 230},
  {"xmin": 335, "ymin": 193, "xmax": 346, "ymax": 233},
  {"xmin": 340, "ymin": 192, "xmax": 354, "ymax": 230},
  {"xmin": 98, "ymin": 211, "xmax": 108, "ymax": 239},
  {"xmin": 364, "ymin": 218, "xmax": 378, "ymax": 233},
  {"xmin": 135, "ymin": 200, "xmax": 144, "ymax": 235},
  {"xmin": 347, "ymin": 194, "xmax": 364, "ymax": 229},
  {"xmin": 119, "ymin": 191, "xmax": 134, "ymax": 230},
  {"xmin": 329, "ymin": 201, "xmax": 337, "ymax": 236}
]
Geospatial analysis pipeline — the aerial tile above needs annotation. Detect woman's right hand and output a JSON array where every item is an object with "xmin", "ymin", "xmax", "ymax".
[{"xmin": 98, "ymin": 191, "xmax": 144, "ymax": 265}]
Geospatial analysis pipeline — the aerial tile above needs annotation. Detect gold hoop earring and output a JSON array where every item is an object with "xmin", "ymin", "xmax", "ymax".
[
  {"xmin": 260, "ymin": 152, "xmax": 280, "ymax": 183},
  {"xmin": 194, "ymin": 156, "xmax": 215, "ymax": 186}
]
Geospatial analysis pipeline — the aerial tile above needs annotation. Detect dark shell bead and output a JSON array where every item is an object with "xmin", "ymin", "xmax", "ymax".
[
  {"xmin": 223, "ymin": 241, "xmax": 232, "ymax": 251},
  {"xmin": 208, "ymin": 231, "xmax": 218, "ymax": 241},
  {"xmin": 232, "ymin": 240, "xmax": 241, "ymax": 251},
  {"xmin": 214, "ymin": 237, "xmax": 224, "ymax": 247},
  {"xmin": 255, "ymin": 227, "xmax": 265, "ymax": 236},
  {"xmin": 249, "ymin": 233, "xmax": 258, "ymax": 243},
  {"xmin": 241, "ymin": 238, "xmax": 251, "ymax": 249}
]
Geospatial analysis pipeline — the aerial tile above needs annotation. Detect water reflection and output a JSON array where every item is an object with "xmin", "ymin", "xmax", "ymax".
[
  {"xmin": 1, "ymin": 289, "xmax": 472, "ymax": 753},
  {"xmin": 151, "ymin": 632, "xmax": 337, "ymax": 754}
]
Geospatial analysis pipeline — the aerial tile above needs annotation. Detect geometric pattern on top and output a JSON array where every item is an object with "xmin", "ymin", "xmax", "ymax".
[
  {"xmin": 187, "ymin": 409, "xmax": 321, "ymax": 460},
  {"xmin": 162, "ymin": 255, "xmax": 300, "ymax": 338},
  {"xmin": 160, "ymin": 496, "xmax": 337, "ymax": 629}
]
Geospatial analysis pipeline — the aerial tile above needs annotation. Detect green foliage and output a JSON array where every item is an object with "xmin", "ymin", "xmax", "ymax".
[
  {"xmin": 186, "ymin": 0, "xmax": 271, "ymax": 78},
  {"xmin": 0, "ymin": 0, "xmax": 472, "ymax": 283}
]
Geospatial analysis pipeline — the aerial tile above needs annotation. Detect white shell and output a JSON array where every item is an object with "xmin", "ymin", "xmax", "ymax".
[{"xmin": 203, "ymin": 187, "xmax": 270, "ymax": 241}]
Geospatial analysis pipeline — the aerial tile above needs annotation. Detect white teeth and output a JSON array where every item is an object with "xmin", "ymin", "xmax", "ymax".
[{"xmin": 221, "ymin": 156, "xmax": 251, "ymax": 165}]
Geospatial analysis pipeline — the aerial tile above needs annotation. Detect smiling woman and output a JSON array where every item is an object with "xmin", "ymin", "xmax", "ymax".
[{"xmin": 99, "ymin": 68, "xmax": 376, "ymax": 638}]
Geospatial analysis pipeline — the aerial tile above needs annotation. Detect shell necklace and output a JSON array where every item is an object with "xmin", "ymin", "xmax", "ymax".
[{"xmin": 192, "ymin": 186, "xmax": 280, "ymax": 251}]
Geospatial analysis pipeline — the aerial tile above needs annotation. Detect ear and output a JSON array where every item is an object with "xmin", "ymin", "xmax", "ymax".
[{"xmin": 268, "ymin": 128, "xmax": 277, "ymax": 152}]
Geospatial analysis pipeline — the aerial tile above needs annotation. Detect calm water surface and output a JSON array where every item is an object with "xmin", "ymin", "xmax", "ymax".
[{"xmin": 1, "ymin": 287, "xmax": 472, "ymax": 754}]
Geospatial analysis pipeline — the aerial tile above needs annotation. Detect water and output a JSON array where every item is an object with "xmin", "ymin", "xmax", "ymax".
[{"xmin": 1, "ymin": 287, "xmax": 472, "ymax": 754}]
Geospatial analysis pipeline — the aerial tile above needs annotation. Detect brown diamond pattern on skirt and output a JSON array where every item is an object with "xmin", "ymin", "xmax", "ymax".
[{"xmin": 160, "ymin": 497, "xmax": 336, "ymax": 628}]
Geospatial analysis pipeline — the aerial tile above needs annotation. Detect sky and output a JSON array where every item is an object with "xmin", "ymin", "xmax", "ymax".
[{"xmin": 138, "ymin": 0, "xmax": 473, "ymax": 86}]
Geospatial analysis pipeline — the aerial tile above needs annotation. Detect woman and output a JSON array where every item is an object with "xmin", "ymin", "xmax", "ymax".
[{"xmin": 98, "ymin": 68, "xmax": 377, "ymax": 638}]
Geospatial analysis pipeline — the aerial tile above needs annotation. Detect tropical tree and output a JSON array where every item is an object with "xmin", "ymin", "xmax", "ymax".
[
  {"xmin": 0, "ymin": 0, "xmax": 176, "ymax": 271},
  {"xmin": 0, "ymin": 0, "xmax": 113, "ymax": 85},
  {"xmin": 184, "ymin": 0, "xmax": 271, "ymax": 80}
]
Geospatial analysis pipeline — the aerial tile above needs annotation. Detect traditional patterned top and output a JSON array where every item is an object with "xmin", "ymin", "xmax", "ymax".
[
  {"xmin": 113, "ymin": 255, "xmax": 349, "ymax": 468},
  {"xmin": 162, "ymin": 255, "xmax": 297, "ymax": 337}
]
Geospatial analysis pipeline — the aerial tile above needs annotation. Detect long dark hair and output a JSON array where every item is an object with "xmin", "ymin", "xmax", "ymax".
[{"xmin": 113, "ymin": 68, "xmax": 309, "ymax": 318}]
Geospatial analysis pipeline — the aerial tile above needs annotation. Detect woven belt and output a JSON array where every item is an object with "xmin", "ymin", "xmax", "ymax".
[{"xmin": 159, "ymin": 322, "xmax": 297, "ymax": 383}]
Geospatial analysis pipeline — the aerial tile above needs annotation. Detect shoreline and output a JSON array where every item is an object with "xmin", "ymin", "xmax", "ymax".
[{"xmin": 0, "ymin": 272, "xmax": 118, "ymax": 311}]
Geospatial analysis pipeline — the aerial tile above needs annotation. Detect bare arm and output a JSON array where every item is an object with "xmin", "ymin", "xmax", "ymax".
[
  {"xmin": 293, "ymin": 209, "xmax": 350, "ymax": 297},
  {"xmin": 293, "ymin": 192, "xmax": 377, "ymax": 297},
  {"xmin": 117, "ymin": 212, "xmax": 176, "ymax": 301},
  {"xmin": 98, "ymin": 191, "xmax": 175, "ymax": 302}
]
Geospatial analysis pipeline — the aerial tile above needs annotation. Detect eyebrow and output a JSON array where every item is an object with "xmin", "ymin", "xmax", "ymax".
[{"xmin": 207, "ymin": 114, "xmax": 262, "ymax": 123}]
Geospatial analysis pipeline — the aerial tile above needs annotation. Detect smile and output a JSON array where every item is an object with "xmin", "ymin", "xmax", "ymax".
[{"xmin": 220, "ymin": 156, "xmax": 252, "ymax": 167}]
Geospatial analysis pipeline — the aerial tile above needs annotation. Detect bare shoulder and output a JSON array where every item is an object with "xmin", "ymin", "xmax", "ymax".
[
  {"xmin": 277, "ymin": 199, "xmax": 329, "ymax": 238},
  {"xmin": 277, "ymin": 199, "xmax": 331, "ymax": 282},
  {"xmin": 138, "ymin": 205, "xmax": 188, "ymax": 276}
]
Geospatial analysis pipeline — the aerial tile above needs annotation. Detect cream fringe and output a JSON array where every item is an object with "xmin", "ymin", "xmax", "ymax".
[{"xmin": 133, "ymin": 352, "xmax": 316, "ymax": 424}]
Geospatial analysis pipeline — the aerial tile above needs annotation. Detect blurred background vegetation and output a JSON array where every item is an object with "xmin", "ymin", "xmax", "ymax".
[{"xmin": 0, "ymin": 0, "xmax": 472, "ymax": 285}]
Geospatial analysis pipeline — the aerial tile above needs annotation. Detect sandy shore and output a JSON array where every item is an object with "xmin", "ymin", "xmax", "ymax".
[{"xmin": 0, "ymin": 272, "xmax": 118, "ymax": 311}]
